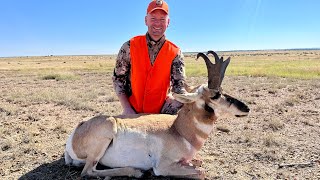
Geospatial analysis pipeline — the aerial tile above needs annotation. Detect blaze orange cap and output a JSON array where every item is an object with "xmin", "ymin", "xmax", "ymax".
[{"xmin": 147, "ymin": 0, "xmax": 169, "ymax": 15}]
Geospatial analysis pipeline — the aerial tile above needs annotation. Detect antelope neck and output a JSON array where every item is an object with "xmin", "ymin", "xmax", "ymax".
[{"xmin": 172, "ymin": 107, "xmax": 213, "ymax": 151}]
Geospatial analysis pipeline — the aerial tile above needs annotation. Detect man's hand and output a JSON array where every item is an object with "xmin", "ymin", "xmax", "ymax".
[
  {"xmin": 117, "ymin": 94, "xmax": 136, "ymax": 115},
  {"xmin": 122, "ymin": 107, "xmax": 136, "ymax": 115}
]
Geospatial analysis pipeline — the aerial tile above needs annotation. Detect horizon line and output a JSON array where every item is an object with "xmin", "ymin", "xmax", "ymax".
[{"xmin": 1, "ymin": 47, "xmax": 320, "ymax": 58}]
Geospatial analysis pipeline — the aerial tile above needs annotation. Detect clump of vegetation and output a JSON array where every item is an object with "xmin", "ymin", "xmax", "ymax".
[
  {"xmin": 284, "ymin": 95, "xmax": 299, "ymax": 107},
  {"xmin": 1, "ymin": 141, "xmax": 11, "ymax": 151},
  {"xmin": 302, "ymin": 120, "xmax": 315, "ymax": 127},
  {"xmin": 263, "ymin": 134, "xmax": 281, "ymax": 147},
  {"xmin": 40, "ymin": 72, "xmax": 79, "ymax": 81},
  {"xmin": 235, "ymin": 132, "xmax": 254, "ymax": 146},
  {"xmin": 0, "ymin": 107, "xmax": 12, "ymax": 116},
  {"xmin": 269, "ymin": 119, "xmax": 285, "ymax": 131},
  {"xmin": 216, "ymin": 125, "xmax": 230, "ymax": 133},
  {"xmin": 53, "ymin": 124, "xmax": 67, "ymax": 133}
]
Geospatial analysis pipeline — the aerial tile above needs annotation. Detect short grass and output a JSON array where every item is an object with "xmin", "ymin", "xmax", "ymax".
[
  {"xmin": 1, "ymin": 50, "xmax": 320, "ymax": 179},
  {"xmin": 40, "ymin": 71, "xmax": 79, "ymax": 81},
  {"xmin": 5, "ymin": 85, "xmax": 104, "ymax": 111},
  {"xmin": 1, "ymin": 50, "xmax": 320, "ymax": 79},
  {"xmin": 185, "ymin": 50, "xmax": 320, "ymax": 79},
  {"xmin": 0, "ymin": 55, "xmax": 116, "ymax": 72}
]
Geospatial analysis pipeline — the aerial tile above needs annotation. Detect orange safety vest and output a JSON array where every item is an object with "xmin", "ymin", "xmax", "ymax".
[{"xmin": 128, "ymin": 35, "xmax": 179, "ymax": 113}]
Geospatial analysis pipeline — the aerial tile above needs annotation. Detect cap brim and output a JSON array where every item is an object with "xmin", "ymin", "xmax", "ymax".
[{"xmin": 148, "ymin": 8, "xmax": 168, "ymax": 14}]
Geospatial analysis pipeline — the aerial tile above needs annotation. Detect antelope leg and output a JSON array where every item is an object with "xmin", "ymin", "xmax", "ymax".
[{"xmin": 89, "ymin": 167, "xmax": 143, "ymax": 178}]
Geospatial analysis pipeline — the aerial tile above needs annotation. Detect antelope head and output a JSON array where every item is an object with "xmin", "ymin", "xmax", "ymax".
[{"xmin": 174, "ymin": 50, "xmax": 250, "ymax": 118}]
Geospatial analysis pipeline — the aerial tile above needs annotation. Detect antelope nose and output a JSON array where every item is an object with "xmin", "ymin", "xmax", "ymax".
[{"xmin": 241, "ymin": 104, "xmax": 250, "ymax": 113}]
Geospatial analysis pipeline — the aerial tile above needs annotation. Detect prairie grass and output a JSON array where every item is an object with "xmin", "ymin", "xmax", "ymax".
[
  {"xmin": 6, "ymin": 87, "xmax": 97, "ymax": 110},
  {"xmin": 227, "ymin": 59, "xmax": 320, "ymax": 79},
  {"xmin": 1, "ymin": 50, "xmax": 320, "ymax": 79},
  {"xmin": 40, "ymin": 71, "xmax": 79, "ymax": 81},
  {"xmin": 235, "ymin": 132, "xmax": 254, "ymax": 144},
  {"xmin": 185, "ymin": 50, "xmax": 320, "ymax": 79},
  {"xmin": 0, "ymin": 55, "xmax": 115, "ymax": 72},
  {"xmin": 1, "ymin": 51, "xmax": 320, "ymax": 179},
  {"xmin": 0, "ymin": 103, "xmax": 19, "ymax": 116},
  {"xmin": 268, "ymin": 119, "xmax": 285, "ymax": 131},
  {"xmin": 263, "ymin": 133, "xmax": 281, "ymax": 147},
  {"xmin": 216, "ymin": 125, "xmax": 230, "ymax": 133}
]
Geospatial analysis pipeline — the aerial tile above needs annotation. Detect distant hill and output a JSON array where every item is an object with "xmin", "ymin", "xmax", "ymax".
[
  {"xmin": 183, "ymin": 48, "xmax": 320, "ymax": 54},
  {"xmin": 1, "ymin": 48, "xmax": 320, "ymax": 58}
]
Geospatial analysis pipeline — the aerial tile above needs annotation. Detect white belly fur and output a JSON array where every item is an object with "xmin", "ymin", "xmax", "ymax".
[{"xmin": 99, "ymin": 129, "xmax": 163, "ymax": 170}]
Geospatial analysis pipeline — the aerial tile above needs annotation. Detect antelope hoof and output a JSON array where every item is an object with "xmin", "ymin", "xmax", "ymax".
[
  {"xmin": 80, "ymin": 172, "xmax": 86, "ymax": 178},
  {"xmin": 104, "ymin": 176, "xmax": 111, "ymax": 180},
  {"xmin": 129, "ymin": 169, "xmax": 143, "ymax": 178},
  {"xmin": 134, "ymin": 170, "xmax": 144, "ymax": 178},
  {"xmin": 191, "ymin": 158, "xmax": 203, "ymax": 167},
  {"xmin": 80, "ymin": 174, "xmax": 89, "ymax": 180}
]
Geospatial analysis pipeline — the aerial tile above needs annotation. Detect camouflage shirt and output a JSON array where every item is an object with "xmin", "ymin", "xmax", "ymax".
[{"xmin": 112, "ymin": 33, "xmax": 186, "ymax": 96}]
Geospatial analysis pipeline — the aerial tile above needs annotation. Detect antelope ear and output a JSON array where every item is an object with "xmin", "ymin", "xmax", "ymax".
[{"xmin": 173, "ymin": 92, "xmax": 200, "ymax": 103}]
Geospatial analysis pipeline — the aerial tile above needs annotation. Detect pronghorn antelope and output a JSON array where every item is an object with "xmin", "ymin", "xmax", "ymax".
[{"xmin": 64, "ymin": 51, "xmax": 250, "ymax": 179}]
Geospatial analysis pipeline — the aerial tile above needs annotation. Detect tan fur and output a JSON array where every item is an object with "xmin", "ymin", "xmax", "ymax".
[
  {"xmin": 171, "ymin": 103, "xmax": 216, "ymax": 150},
  {"xmin": 115, "ymin": 114, "xmax": 176, "ymax": 132},
  {"xmin": 64, "ymin": 52, "xmax": 251, "ymax": 179},
  {"xmin": 70, "ymin": 116, "xmax": 117, "ymax": 176},
  {"xmin": 67, "ymin": 108, "xmax": 210, "ymax": 178},
  {"xmin": 65, "ymin": 85, "xmax": 249, "ymax": 179},
  {"xmin": 72, "ymin": 116, "xmax": 116, "ymax": 159}
]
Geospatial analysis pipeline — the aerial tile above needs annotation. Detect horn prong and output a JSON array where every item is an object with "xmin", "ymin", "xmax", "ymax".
[{"xmin": 196, "ymin": 50, "xmax": 231, "ymax": 92}]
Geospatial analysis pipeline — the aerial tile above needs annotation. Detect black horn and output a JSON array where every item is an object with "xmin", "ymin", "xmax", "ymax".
[{"xmin": 196, "ymin": 50, "xmax": 231, "ymax": 92}]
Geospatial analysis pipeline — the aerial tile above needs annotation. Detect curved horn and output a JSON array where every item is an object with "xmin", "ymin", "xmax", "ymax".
[
  {"xmin": 206, "ymin": 50, "xmax": 220, "ymax": 64},
  {"xmin": 196, "ymin": 52, "xmax": 214, "ymax": 69},
  {"xmin": 196, "ymin": 51, "xmax": 231, "ymax": 92}
]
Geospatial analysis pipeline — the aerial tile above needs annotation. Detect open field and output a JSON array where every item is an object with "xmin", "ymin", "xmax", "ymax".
[{"xmin": 1, "ymin": 50, "xmax": 320, "ymax": 179}]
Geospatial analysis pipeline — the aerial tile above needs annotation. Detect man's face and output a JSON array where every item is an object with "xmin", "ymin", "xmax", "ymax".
[{"xmin": 145, "ymin": 9, "xmax": 170, "ymax": 41}]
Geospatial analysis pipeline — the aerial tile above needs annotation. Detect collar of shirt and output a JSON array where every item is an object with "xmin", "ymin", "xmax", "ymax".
[{"xmin": 146, "ymin": 32, "xmax": 166, "ymax": 47}]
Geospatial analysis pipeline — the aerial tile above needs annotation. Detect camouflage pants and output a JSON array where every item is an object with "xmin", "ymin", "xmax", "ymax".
[{"xmin": 160, "ymin": 93, "xmax": 183, "ymax": 115}]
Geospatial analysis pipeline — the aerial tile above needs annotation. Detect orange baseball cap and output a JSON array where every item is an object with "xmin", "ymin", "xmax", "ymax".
[{"xmin": 147, "ymin": 0, "xmax": 169, "ymax": 15}]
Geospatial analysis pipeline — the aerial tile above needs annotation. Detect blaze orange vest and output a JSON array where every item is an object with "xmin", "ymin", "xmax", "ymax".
[{"xmin": 128, "ymin": 35, "xmax": 179, "ymax": 113}]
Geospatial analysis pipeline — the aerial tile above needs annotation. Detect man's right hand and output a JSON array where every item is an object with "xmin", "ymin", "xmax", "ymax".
[
  {"xmin": 122, "ymin": 107, "xmax": 136, "ymax": 115},
  {"xmin": 117, "ymin": 94, "xmax": 136, "ymax": 115}
]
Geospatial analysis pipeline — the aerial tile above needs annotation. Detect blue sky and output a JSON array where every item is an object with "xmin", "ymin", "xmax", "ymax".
[{"xmin": 1, "ymin": 0, "xmax": 319, "ymax": 57}]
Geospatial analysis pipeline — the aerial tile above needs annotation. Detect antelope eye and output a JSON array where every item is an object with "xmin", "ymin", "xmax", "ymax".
[
  {"xmin": 210, "ymin": 93, "xmax": 221, "ymax": 100},
  {"xmin": 205, "ymin": 104, "xmax": 214, "ymax": 113},
  {"xmin": 226, "ymin": 97, "xmax": 234, "ymax": 103}
]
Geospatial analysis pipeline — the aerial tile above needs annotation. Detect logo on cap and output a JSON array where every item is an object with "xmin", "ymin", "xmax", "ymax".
[
  {"xmin": 156, "ymin": 0, "xmax": 163, "ymax": 6},
  {"xmin": 147, "ymin": 0, "xmax": 168, "ymax": 14}
]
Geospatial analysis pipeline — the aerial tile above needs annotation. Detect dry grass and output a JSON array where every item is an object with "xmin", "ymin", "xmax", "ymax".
[
  {"xmin": 216, "ymin": 125, "xmax": 231, "ymax": 133},
  {"xmin": 0, "ymin": 55, "xmax": 116, "ymax": 72},
  {"xmin": 268, "ymin": 119, "xmax": 285, "ymax": 131},
  {"xmin": 40, "ymin": 72, "xmax": 79, "ymax": 81},
  {"xmin": 263, "ymin": 133, "xmax": 281, "ymax": 147},
  {"xmin": 1, "ymin": 50, "xmax": 320, "ymax": 179},
  {"xmin": 185, "ymin": 50, "xmax": 320, "ymax": 79}
]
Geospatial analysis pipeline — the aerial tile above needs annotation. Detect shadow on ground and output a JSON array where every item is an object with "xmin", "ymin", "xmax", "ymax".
[
  {"xmin": 18, "ymin": 157, "xmax": 178, "ymax": 180},
  {"xmin": 19, "ymin": 157, "xmax": 82, "ymax": 180}
]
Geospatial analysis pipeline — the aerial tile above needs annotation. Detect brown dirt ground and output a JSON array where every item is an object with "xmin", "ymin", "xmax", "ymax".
[{"xmin": 0, "ymin": 67, "xmax": 320, "ymax": 179}]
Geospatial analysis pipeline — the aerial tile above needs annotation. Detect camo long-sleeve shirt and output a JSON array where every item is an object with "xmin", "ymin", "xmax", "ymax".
[{"xmin": 112, "ymin": 33, "xmax": 186, "ymax": 96}]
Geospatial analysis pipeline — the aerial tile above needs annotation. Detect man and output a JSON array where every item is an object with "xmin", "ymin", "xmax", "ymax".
[{"xmin": 113, "ymin": 0, "xmax": 186, "ymax": 115}]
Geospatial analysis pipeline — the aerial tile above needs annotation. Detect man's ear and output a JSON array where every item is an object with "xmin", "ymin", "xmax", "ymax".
[
  {"xmin": 167, "ymin": 18, "xmax": 170, "ymax": 27},
  {"xmin": 145, "ymin": 15, "xmax": 148, "ymax": 26}
]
